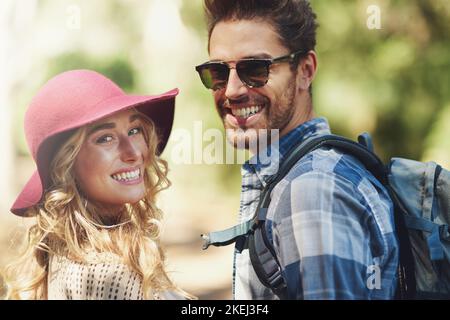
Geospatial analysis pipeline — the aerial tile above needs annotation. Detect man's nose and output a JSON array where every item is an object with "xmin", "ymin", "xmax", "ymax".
[
  {"xmin": 119, "ymin": 136, "xmax": 141, "ymax": 162},
  {"xmin": 225, "ymin": 68, "xmax": 248, "ymax": 100}
]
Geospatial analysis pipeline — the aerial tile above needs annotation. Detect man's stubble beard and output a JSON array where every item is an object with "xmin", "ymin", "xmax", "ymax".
[{"xmin": 220, "ymin": 79, "xmax": 297, "ymax": 150}]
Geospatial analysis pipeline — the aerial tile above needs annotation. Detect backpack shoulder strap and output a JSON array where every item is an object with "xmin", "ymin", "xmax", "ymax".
[{"xmin": 248, "ymin": 133, "xmax": 389, "ymax": 298}]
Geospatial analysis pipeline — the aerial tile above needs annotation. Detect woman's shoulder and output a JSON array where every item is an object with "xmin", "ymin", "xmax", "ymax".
[
  {"xmin": 48, "ymin": 253, "xmax": 190, "ymax": 300},
  {"xmin": 48, "ymin": 253, "xmax": 145, "ymax": 300}
]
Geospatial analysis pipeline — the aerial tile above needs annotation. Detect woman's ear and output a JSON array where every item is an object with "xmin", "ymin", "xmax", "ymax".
[{"xmin": 296, "ymin": 50, "xmax": 318, "ymax": 92}]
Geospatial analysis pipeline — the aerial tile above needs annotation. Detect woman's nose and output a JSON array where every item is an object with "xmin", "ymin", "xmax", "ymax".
[{"xmin": 119, "ymin": 136, "xmax": 141, "ymax": 162}]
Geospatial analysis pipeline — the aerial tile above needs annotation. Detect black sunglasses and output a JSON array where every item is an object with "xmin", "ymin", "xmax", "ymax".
[{"xmin": 195, "ymin": 50, "xmax": 306, "ymax": 90}]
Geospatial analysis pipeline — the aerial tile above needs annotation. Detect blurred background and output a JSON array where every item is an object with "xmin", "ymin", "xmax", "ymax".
[{"xmin": 0, "ymin": 0, "xmax": 448, "ymax": 299}]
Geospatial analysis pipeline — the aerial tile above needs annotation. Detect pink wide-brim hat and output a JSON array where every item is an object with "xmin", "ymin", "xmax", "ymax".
[{"xmin": 11, "ymin": 69, "xmax": 179, "ymax": 216}]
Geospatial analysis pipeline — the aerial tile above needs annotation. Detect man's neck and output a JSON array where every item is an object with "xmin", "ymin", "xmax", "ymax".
[{"xmin": 280, "ymin": 94, "xmax": 314, "ymax": 138}]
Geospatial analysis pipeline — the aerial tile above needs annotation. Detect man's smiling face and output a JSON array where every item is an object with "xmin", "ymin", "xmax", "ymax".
[{"xmin": 209, "ymin": 19, "xmax": 299, "ymax": 149}]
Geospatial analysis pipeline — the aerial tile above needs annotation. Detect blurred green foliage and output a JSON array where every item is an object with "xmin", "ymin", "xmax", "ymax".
[
  {"xmin": 180, "ymin": 0, "xmax": 207, "ymax": 37},
  {"xmin": 312, "ymin": 1, "xmax": 450, "ymax": 162},
  {"xmin": 47, "ymin": 52, "xmax": 136, "ymax": 91}
]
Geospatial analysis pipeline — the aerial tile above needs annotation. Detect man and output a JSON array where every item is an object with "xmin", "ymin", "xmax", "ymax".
[{"xmin": 195, "ymin": 0, "xmax": 399, "ymax": 299}]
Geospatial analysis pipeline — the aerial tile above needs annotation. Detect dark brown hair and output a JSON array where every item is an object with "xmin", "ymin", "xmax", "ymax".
[{"xmin": 204, "ymin": 0, "xmax": 318, "ymax": 63}]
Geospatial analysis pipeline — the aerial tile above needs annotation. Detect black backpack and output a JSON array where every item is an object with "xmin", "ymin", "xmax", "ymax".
[{"xmin": 202, "ymin": 133, "xmax": 450, "ymax": 299}]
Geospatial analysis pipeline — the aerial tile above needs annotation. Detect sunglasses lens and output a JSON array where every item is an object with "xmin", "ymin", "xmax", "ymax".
[
  {"xmin": 197, "ymin": 63, "xmax": 229, "ymax": 90},
  {"xmin": 237, "ymin": 60, "xmax": 269, "ymax": 88}
]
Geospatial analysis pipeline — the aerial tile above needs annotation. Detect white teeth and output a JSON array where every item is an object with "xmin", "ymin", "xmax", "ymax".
[
  {"xmin": 231, "ymin": 105, "xmax": 262, "ymax": 118},
  {"xmin": 112, "ymin": 169, "xmax": 140, "ymax": 182}
]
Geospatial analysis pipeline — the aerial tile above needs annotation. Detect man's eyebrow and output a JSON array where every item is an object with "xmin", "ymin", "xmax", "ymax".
[
  {"xmin": 88, "ymin": 114, "xmax": 142, "ymax": 135},
  {"xmin": 241, "ymin": 53, "xmax": 272, "ymax": 59},
  {"xmin": 208, "ymin": 53, "xmax": 272, "ymax": 63}
]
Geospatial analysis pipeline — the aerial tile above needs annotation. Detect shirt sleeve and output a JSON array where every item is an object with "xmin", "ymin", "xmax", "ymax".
[{"xmin": 270, "ymin": 169, "xmax": 391, "ymax": 299}]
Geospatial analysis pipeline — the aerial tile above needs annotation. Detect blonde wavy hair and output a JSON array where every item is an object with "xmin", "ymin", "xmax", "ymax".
[{"xmin": 3, "ymin": 110, "xmax": 192, "ymax": 300}]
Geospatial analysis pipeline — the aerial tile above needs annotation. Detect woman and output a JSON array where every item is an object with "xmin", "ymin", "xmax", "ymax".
[{"xmin": 4, "ymin": 69, "xmax": 192, "ymax": 300}]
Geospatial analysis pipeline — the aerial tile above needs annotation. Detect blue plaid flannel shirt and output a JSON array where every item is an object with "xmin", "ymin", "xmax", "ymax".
[{"xmin": 233, "ymin": 117, "xmax": 399, "ymax": 299}]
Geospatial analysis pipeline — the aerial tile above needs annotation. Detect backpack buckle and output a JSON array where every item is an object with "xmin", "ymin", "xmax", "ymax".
[{"xmin": 267, "ymin": 267, "xmax": 285, "ymax": 288}]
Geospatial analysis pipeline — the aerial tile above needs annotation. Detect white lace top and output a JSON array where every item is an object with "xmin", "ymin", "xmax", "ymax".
[{"xmin": 47, "ymin": 253, "xmax": 183, "ymax": 300}]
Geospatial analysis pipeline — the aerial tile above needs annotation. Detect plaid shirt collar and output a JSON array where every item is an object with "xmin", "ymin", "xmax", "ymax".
[{"xmin": 242, "ymin": 117, "xmax": 331, "ymax": 184}]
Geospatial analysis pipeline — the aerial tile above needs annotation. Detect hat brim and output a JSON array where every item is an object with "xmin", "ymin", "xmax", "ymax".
[
  {"xmin": 11, "ymin": 170, "xmax": 43, "ymax": 216},
  {"xmin": 11, "ymin": 88, "xmax": 178, "ymax": 216}
]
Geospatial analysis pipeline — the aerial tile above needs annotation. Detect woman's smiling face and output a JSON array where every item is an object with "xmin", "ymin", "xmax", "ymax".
[{"xmin": 74, "ymin": 109, "xmax": 149, "ymax": 212}]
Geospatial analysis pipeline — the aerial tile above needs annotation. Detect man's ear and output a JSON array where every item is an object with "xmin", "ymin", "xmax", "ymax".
[{"xmin": 296, "ymin": 50, "xmax": 318, "ymax": 91}]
